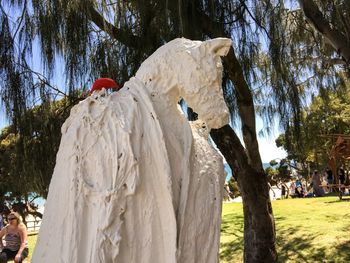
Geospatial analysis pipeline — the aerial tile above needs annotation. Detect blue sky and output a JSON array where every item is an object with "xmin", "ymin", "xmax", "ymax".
[
  {"xmin": 255, "ymin": 116, "xmax": 287, "ymax": 163},
  {"xmin": 259, "ymin": 137, "xmax": 287, "ymax": 163}
]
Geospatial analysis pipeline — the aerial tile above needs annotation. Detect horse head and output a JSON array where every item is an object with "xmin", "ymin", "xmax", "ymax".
[{"xmin": 135, "ymin": 37, "xmax": 231, "ymax": 129}]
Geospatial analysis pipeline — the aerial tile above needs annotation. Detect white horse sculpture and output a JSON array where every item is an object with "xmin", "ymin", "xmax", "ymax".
[{"xmin": 33, "ymin": 37, "xmax": 232, "ymax": 263}]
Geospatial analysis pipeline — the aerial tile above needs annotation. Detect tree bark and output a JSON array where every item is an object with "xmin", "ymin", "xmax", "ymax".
[
  {"xmin": 298, "ymin": 0, "xmax": 350, "ymax": 64},
  {"xmin": 220, "ymin": 49, "xmax": 277, "ymax": 262},
  {"xmin": 191, "ymin": 7, "xmax": 277, "ymax": 260},
  {"xmin": 222, "ymin": 47, "xmax": 263, "ymax": 170},
  {"xmin": 211, "ymin": 126, "xmax": 277, "ymax": 263}
]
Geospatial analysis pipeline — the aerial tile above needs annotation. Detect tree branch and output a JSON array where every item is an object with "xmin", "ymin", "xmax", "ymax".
[
  {"xmin": 223, "ymin": 47, "xmax": 263, "ymax": 170},
  {"xmin": 86, "ymin": 2, "xmax": 144, "ymax": 49},
  {"xmin": 210, "ymin": 124, "xmax": 249, "ymax": 175},
  {"xmin": 298, "ymin": 0, "xmax": 350, "ymax": 64},
  {"xmin": 241, "ymin": 0, "xmax": 272, "ymax": 42},
  {"xmin": 14, "ymin": 62, "xmax": 68, "ymax": 97},
  {"xmin": 12, "ymin": 0, "xmax": 27, "ymax": 41}
]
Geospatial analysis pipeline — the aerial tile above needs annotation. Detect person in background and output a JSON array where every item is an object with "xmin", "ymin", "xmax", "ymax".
[
  {"xmin": 312, "ymin": 170, "xmax": 325, "ymax": 197},
  {"xmin": 304, "ymin": 185, "xmax": 314, "ymax": 198},
  {"xmin": 320, "ymin": 170, "xmax": 328, "ymax": 192},
  {"xmin": 223, "ymin": 182, "xmax": 233, "ymax": 202},
  {"xmin": 338, "ymin": 167, "xmax": 346, "ymax": 185},
  {"xmin": 0, "ymin": 214, "xmax": 3, "ymax": 230},
  {"xmin": 0, "ymin": 205, "xmax": 5, "ymax": 231},
  {"xmin": 289, "ymin": 181, "xmax": 296, "ymax": 197},
  {"xmin": 0, "ymin": 212, "xmax": 28, "ymax": 263},
  {"xmin": 281, "ymin": 184, "xmax": 286, "ymax": 199},
  {"xmin": 295, "ymin": 177, "xmax": 303, "ymax": 198},
  {"xmin": 326, "ymin": 167, "xmax": 333, "ymax": 192}
]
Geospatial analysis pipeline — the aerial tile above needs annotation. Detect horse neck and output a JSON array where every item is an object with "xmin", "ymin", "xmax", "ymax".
[
  {"xmin": 146, "ymin": 78, "xmax": 188, "ymax": 125},
  {"xmin": 145, "ymin": 80, "xmax": 185, "ymax": 129},
  {"xmin": 144, "ymin": 79, "xmax": 193, "ymax": 213}
]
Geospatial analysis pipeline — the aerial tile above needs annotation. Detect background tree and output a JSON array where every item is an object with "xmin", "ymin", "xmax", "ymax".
[
  {"xmin": 266, "ymin": 159, "xmax": 292, "ymax": 185},
  {"xmin": 277, "ymin": 80, "xmax": 350, "ymax": 174},
  {"xmin": 0, "ymin": 96, "xmax": 80, "ymax": 221},
  {"xmin": 227, "ymin": 177, "xmax": 241, "ymax": 198},
  {"xmin": 298, "ymin": 0, "xmax": 350, "ymax": 64}
]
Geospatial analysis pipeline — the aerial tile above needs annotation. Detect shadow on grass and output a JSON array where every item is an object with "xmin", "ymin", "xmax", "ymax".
[
  {"xmin": 324, "ymin": 214, "xmax": 343, "ymax": 223},
  {"xmin": 221, "ymin": 215, "xmax": 243, "ymax": 234},
  {"xmin": 220, "ymin": 237, "xmax": 243, "ymax": 263},
  {"xmin": 220, "ymin": 212, "xmax": 350, "ymax": 263},
  {"xmin": 325, "ymin": 198, "xmax": 350, "ymax": 203},
  {"xmin": 277, "ymin": 226, "xmax": 325, "ymax": 262},
  {"xmin": 334, "ymin": 240, "xmax": 350, "ymax": 262},
  {"xmin": 277, "ymin": 223, "xmax": 350, "ymax": 262},
  {"xmin": 324, "ymin": 192, "xmax": 350, "ymax": 202},
  {"xmin": 220, "ymin": 213, "xmax": 244, "ymax": 262},
  {"xmin": 221, "ymin": 224, "xmax": 328, "ymax": 263}
]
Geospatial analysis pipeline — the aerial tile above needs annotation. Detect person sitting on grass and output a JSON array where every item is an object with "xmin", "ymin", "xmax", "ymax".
[
  {"xmin": 0, "ymin": 212, "xmax": 28, "ymax": 263},
  {"xmin": 295, "ymin": 178, "xmax": 304, "ymax": 198}
]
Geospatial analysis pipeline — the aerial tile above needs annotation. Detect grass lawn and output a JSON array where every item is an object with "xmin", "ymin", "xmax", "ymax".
[
  {"xmin": 220, "ymin": 196, "xmax": 350, "ymax": 262},
  {"xmin": 27, "ymin": 234, "xmax": 37, "ymax": 260},
  {"xmin": 25, "ymin": 196, "xmax": 350, "ymax": 262}
]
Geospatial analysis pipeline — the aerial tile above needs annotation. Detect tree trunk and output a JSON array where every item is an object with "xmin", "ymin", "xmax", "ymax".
[
  {"xmin": 211, "ymin": 125, "xmax": 277, "ymax": 263},
  {"xmin": 193, "ymin": 10, "xmax": 278, "ymax": 261}
]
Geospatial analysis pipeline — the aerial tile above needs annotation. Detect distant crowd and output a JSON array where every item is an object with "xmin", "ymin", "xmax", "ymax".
[
  {"xmin": 286, "ymin": 167, "xmax": 350, "ymax": 199},
  {"xmin": 224, "ymin": 166, "xmax": 350, "ymax": 202}
]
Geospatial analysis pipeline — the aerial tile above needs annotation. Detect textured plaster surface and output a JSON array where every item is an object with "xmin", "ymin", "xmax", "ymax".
[{"xmin": 33, "ymin": 37, "xmax": 231, "ymax": 263}]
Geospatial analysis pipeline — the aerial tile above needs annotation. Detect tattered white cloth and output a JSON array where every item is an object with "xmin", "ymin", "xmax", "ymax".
[
  {"xmin": 33, "ymin": 37, "xmax": 230, "ymax": 263},
  {"xmin": 33, "ymin": 77, "xmax": 224, "ymax": 263}
]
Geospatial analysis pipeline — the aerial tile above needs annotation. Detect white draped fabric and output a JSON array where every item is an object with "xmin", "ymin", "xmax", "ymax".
[{"xmin": 33, "ymin": 37, "xmax": 231, "ymax": 263}]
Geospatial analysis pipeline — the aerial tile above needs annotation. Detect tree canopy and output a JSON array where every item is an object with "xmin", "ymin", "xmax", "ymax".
[
  {"xmin": 276, "ymin": 79, "xmax": 350, "ymax": 172},
  {"xmin": 0, "ymin": 97, "xmax": 80, "ymax": 199},
  {"xmin": 1, "ymin": 1, "xmax": 349, "ymax": 158}
]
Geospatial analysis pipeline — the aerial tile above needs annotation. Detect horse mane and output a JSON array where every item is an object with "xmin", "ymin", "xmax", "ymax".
[{"xmin": 135, "ymin": 38, "xmax": 202, "ymax": 84}]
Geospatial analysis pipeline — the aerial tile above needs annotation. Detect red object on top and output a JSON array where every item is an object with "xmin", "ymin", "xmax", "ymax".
[{"xmin": 90, "ymin": 78, "xmax": 120, "ymax": 93}]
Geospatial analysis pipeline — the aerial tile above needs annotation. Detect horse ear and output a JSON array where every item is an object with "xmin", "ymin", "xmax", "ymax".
[{"xmin": 202, "ymin": 38, "xmax": 232, "ymax": 57}]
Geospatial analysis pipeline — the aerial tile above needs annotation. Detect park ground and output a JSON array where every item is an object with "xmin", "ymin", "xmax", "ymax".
[
  {"xmin": 221, "ymin": 195, "xmax": 350, "ymax": 262},
  {"xmin": 26, "ymin": 195, "xmax": 350, "ymax": 262}
]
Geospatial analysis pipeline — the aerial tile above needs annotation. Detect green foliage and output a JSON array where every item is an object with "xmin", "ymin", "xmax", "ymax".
[
  {"xmin": 277, "ymin": 80, "xmax": 350, "ymax": 170},
  {"xmin": 265, "ymin": 166, "xmax": 278, "ymax": 178},
  {"xmin": 265, "ymin": 159, "xmax": 292, "ymax": 185},
  {"xmin": 227, "ymin": 178, "xmax": 240, "ymax": 198},
  {"xmin": 0, "ymin": 97, "xmax": 80, "ymax": 199},
  {"xmin": 2, "ymin": 1, "xmax": 348, "ymax": 129}
]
